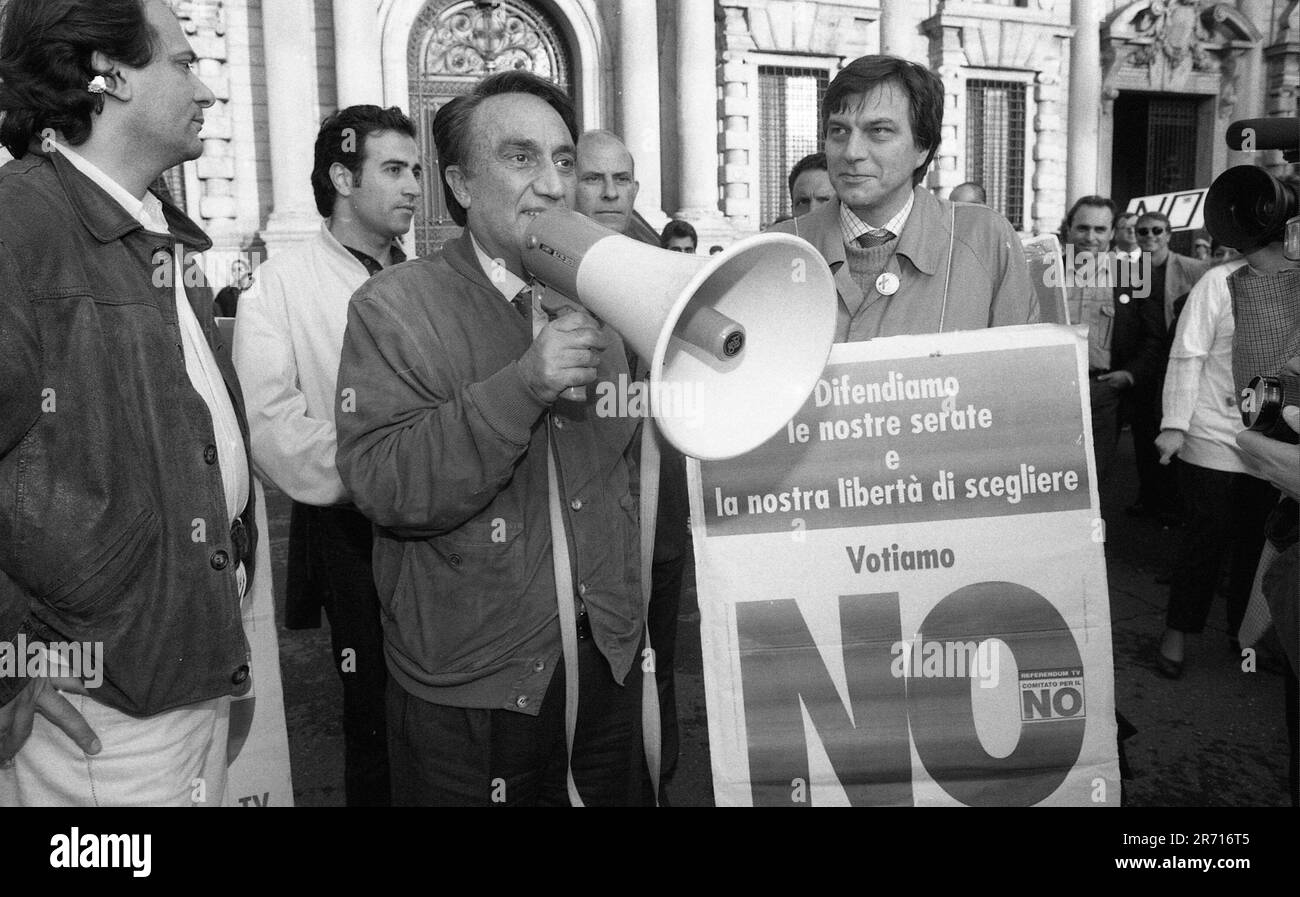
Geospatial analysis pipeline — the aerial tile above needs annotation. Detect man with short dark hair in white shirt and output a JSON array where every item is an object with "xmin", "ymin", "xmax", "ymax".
[{"xmin": 233, "ymin": 104, "xmax": 422, "ymax": 806}]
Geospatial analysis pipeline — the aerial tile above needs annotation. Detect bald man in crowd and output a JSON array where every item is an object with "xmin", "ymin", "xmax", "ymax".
[
  {"xmin": 574, "ymin": 129, "xmax": 689, "ymax": 803},
  {"xmin": 949, "ymin": 182, "xmax": 986, "ymax": 205}
]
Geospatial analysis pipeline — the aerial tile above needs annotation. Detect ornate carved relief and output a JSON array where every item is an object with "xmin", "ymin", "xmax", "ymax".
[
  {"xmin": 1103, "ymin": 1, "xmax": 1260, "ymax": 94},
  {"xmin": 411, "ymin": 1, "xmax": 568, "ymax": 84},
  {"xmin": 1126, "ymin": 0, "xmax": 1212, "ymax": 75}
]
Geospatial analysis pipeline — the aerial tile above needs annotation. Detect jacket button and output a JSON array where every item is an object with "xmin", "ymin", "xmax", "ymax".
[
  {"xmin": 210, "ymin": 550, "xmax": 229, "ymax": 570},
  {"xmin": 515, "ymin": 695, "xmax": 529, "ymax": 709},
  {"xmin": 533, "ymin": 660, "xmax": 545, "ymax": 673},
  {"xmin": 203, "ymin": 444, "xmax": 218, "ymax": 465},
  {"xmin": 553, "ymin": 417, "xmax": 564, "ymax": 429},
  {"xmin": 231, "ymin": 664, "xmax": 250, "ymax": 685},
  {"xmin": 569, "ymin": 498, "xmax": 583, "ymax": 511},
  {"xmin": 448, "ymin": 553, "xmax": 462, "ymax": 568}
]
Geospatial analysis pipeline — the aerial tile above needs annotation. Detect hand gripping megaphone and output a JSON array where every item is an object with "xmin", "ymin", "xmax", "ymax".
[{"xmin": 522, "ymin": 209, "xmax": 837, "ymax": 460}]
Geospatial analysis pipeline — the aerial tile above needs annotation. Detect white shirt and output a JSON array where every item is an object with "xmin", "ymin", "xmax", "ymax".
[
  {"xmin": 233, "ymin": 223, "xmax": 380, "ymax": 505},
  {"xmin": 840, "ymin": 192, "xmax": 914, "ymax": 246},
  {"xmin": 55, "ymin": 140, "xmax": 249, "ymax": 526},
  {"xmin": 470, "ymin": 234, "xmax": 546, "ymax": 338},
  {"xmin": 1161, "ymin": 259, "xmax": 1251, "ymax": 473}
]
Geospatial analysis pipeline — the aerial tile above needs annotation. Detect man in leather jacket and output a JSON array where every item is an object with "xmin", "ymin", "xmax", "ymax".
[{"xmin": 0, "ymin": 0, "xmax": 257, "ymax": 806}]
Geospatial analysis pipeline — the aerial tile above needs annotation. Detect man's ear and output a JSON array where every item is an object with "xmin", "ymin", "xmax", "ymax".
[
  {"xmin": 445, "ymin": 164, "xmax": 471, "ymax": 212},
  {"xmin": 330, "ymin": 162, "xmax": 356, "ymax": 199},
  {"xmin": 629, "ymin": 180, "xmax": 640, "ymax": 209},
  {"xmin": 89, "ymin": 51, "xmax": 128, "ymax": 102}
]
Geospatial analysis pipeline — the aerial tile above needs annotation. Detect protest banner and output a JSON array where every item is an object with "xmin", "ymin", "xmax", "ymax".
[
  {"xmin": 1125, "ymin": 189, "xmax": 1208, "ymax": 231},
  {"xmin": 687, "ymin": 324, "xmax": 1119, "ymax": 806}
]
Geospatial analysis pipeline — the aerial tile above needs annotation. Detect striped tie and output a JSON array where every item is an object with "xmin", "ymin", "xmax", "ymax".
[{"xmin": 856, "ymin": 229, "xmax": 894, "ymax": 248}]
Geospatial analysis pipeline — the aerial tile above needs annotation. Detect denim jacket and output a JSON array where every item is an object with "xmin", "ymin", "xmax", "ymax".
[{"xmin": 0, "ymin": 148, "xmax": 257, "ymax": 715}]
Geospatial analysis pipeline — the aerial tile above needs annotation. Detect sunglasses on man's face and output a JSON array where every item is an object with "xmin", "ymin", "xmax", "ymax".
[{"xmin": 1136, "ymin": 226, "xmax": 1166, "ymax": 236}]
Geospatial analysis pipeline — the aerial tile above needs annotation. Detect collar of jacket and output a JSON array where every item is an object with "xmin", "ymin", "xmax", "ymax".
[
  {"xmin": 442, "ymin": 226, "xmax": 524, "ymax": 295},
  {"xmin": 791, "ymin": 185, "xmax": 946, "ymax": 305},
  {"xmin": 35, "ymin": 144, "xmax": 213, "ymax": 252}
]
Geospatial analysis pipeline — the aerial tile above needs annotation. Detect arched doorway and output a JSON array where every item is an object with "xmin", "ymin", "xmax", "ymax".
[{"xmin": 407, "ymin": 0, "xmax": 575, "ymax": 254}]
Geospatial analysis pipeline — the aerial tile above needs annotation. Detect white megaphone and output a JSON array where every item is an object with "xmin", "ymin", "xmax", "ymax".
[{"xmin": 522, "ymin": 209, "xmax": 837, "ymax": 460}]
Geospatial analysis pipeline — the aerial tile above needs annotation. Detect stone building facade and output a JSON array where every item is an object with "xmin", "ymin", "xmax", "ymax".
[{"xmin": 1, "ymin": 0, "xmax": 1295, "ymax": 274}]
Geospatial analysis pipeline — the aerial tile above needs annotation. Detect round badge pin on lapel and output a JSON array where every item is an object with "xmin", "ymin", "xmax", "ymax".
[
  {"xmin": 875, "ymin": 272, "xmax": 899, "ymax": 296},
  {"xmin": 1118, "ymin": 292, "xmax": 1131, "ymax": 304}
]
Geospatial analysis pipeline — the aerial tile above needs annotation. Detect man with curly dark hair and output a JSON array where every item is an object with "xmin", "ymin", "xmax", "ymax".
[{"xmin": 0, "ymin": 0, "xmax": 257, "ymax": 806}]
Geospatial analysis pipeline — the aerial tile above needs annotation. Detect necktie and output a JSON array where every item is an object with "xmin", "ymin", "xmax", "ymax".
[
  {"xmin": 511, "ymin": 284, "xmax": 532, "ymax": 320},
  {"xmin": 856, "ymin": 229, "xmax": 894, "ymax": 249}
]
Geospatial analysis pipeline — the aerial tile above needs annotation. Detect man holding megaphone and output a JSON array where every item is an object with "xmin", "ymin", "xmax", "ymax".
[{"xmin": 334, "ymin": 72, "xmax": 651, "ymax": 806}]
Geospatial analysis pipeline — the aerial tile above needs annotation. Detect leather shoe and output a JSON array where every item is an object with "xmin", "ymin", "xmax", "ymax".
[{"xmin": 1154, "ymin": 651, "xmax": 1184, "ymax": 680}]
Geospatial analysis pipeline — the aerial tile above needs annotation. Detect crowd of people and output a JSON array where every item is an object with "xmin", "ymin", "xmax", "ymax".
[
  {"xmin": 1054, "ymin": 181, "xmax": 1298, "ymax": 804},
  {"xmin": 0, "ymin": 0, "xmax": 1294, "ymax": 808}
]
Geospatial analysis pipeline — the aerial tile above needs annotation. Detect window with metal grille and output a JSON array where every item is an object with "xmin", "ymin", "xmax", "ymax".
[
  {"xmin": 758, "ymin": 66, "xmax": 828, "ymax": 226},
  {"xmin": 1145, "ymin": 98, "xmax": 1198, "ymax": 194},
  {"xmin": 965, "ymin": 79, "xmax": 1026, "ymax": 230},
  {"xmin": 408, "ymin": 0, "xmax": 572, "ymax": 255}
]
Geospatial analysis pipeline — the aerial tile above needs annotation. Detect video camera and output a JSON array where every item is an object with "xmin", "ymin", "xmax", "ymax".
[
  {"xmin": 1204, "ymin": 116, "xmax": 1299, "ymax": 258},
  {"xmin": 1208, "ymin": 115, "xmax": 1300, "ymax": 444}
]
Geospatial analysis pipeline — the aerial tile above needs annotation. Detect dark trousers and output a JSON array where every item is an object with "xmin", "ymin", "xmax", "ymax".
[
  {"xmin": 387, "ymin": 635, "xmax": 652, "ymax": 806},
  {"xmin": 1090, "ymin": 378, "xmax": 1122, "ymax": 482},
  {"xmin": 1127, "ymin": 384, "xmax": 1180, "ymax": 515},
  {"xmin": 647, "ymin": 554, "xmax": 685, "ymax": 798},
  {"xmin": 298, "ymin": 503, "xmax": 391, "ymax": 807},
  {"xmin": 1165, "ymin": 462, "xmax": 1279, "ymax": 636}
]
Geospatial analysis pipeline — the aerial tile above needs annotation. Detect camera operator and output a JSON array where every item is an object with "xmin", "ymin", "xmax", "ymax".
[{"xmin": 1206, "ymin": 155, "xmax": 1299, "ymax": 805}]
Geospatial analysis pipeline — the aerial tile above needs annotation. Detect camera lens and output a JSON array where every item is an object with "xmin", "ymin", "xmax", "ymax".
[
  {"xmin": 1241, "ymin": 376, "xmax": 1282, "ymax": 430},
  {"xmin": 1243, "ymin": 375, "xmax": 1300, "ymax": 444},
  {"xmin": 1205, "ymin": 166, "xmax": 1300, "ymax": 250}
]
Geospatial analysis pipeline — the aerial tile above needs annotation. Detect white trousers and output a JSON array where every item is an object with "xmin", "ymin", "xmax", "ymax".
[{"xmin": 0, "ymin": 692, "xmax": 231, "ymax": 807}]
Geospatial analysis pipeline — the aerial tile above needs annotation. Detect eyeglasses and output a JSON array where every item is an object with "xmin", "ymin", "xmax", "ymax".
[{"xmin": 1136, "ymin": 227, "xmax": 1166, "ymax": 236}]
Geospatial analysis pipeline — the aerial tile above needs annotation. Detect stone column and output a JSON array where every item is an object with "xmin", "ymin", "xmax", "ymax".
[
  {"xmin": 675, "ymin": 0, "xmax": 720, "ymax": 219},
  {"xmin": 1226, "ymin": 0, "xmax": 1269, "ymax": 168},
  {"xmin": 880, "ymin": 0, "xmax": 913, "ymax": 59},
  {"xmin": 1034, "ymin": 70, "xmax": 1068, "ymax": 235},
  {"xmin": 333, "ymin": 0, "xmax": 384, "ymax": 108},
  {"xmin": 617, "ymin": 0, "xmax": 664, "ymax": 220},
  {"xmin": 260, "ymin": 0, "xmax": 320, "ymax": 254},
  {"xmin": 1066, "ymin": 0, "xmax": 1101, "ymax": 203}
]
